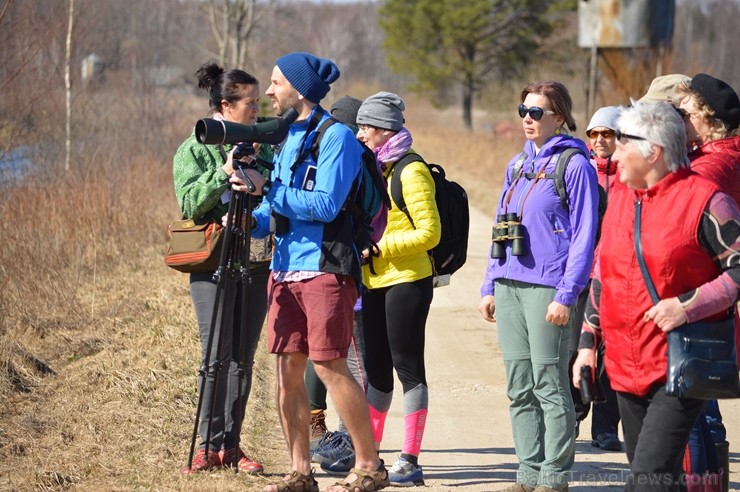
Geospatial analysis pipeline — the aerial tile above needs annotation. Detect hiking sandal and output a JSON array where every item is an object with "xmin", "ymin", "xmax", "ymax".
[
  {"xmin": 263, "ymin": 470, "xmax": 318, "ymax": 492},
  {"xmin": 331, "ymin": 461, "xmax": 390, "ymax": 492}
]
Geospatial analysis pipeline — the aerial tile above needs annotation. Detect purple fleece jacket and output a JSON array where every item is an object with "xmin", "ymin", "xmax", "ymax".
[{"xmin": 480, "ymin": 135, "xmax": 598, "ymax": 307}]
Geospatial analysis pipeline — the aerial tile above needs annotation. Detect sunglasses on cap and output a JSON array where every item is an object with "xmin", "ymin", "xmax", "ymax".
[
  {"xmin": 587, "ymin": 129, "xmax": 616, "ymax": 139},
  {"xmin": 518, "ymin": 104, "xmax": 555, "ymax": 121},
  {"xmin": 616, "ymin": 130, "xmax": 647, "ymax": 143}
]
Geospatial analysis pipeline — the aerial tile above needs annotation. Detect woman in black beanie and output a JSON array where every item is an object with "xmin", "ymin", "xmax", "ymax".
[{"xmin": 673, "ymin": 73, "xmax": 739, "ymax": 492}]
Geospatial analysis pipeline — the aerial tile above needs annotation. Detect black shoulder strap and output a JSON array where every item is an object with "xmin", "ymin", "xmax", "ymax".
[
  {"xmin": 389, "ymin": 152, "xmax": 425, "ymax": 228},
  {"xmin": 310, "ymin": 117, "xmax": 338, "ymax": 161},
  {"xmin": 216, "ymin": 144, "xmax": 228, "ymax": 164},
  {"xmin": 554, "ymin": 148, "xmax": 583, "ymax": 211},
  {"xmin": 633, "ymin": 197, "xmax": 661, "ymax": 305},
  {"xmin": 520, "ymin": 148, "xmax": 585, "ymax": 212}
]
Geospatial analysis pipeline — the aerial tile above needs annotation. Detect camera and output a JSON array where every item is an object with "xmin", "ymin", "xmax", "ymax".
[
  {"xmin": 579, "ymin": 365, "xmax": 605, "ymax": 404},
  {"xmin": 233, "ymin": 143, "xmax": 256, "ymax": 161}
]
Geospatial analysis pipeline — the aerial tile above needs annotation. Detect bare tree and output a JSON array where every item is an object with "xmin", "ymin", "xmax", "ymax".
[
  {"xmin": 64, "ymin": 0, "xmax": 74, "ymax": 171},
  {"xmin": 206, "ymin": 0, "xmax": 275, "ymax": 70}
]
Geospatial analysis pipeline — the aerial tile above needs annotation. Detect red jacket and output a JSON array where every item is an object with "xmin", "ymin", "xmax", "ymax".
[
  {"xmin": 590, "ymin": 152, "xmax": 619, "ymax": 194},
  {"xmin": 598, "ymin": 169, "xmax": 720, "ymax": 396},
  {"xmin": 689, "ymin": 136, "xmax": 740, "ymax": 205}
]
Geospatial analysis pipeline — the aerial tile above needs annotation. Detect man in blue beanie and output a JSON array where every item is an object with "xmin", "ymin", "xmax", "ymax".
[{"xmin": 230, "ymin": 52, "xmax": 389, "ymax": 492}]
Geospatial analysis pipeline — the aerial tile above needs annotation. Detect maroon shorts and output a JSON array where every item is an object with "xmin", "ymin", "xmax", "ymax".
[{"xmin": 267, "ymin": 273, "xmax": 357, "ymax": 361}]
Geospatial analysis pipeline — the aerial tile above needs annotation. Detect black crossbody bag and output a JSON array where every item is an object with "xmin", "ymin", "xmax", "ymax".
[{"xmin": 633, "ymin": 197, "xmax": 739, "ymax": 400}]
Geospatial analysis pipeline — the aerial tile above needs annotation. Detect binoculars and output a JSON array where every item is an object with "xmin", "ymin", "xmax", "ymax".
[{"xmin": 491, "ymin": 213, "xmax": 526, "ymax": 259}]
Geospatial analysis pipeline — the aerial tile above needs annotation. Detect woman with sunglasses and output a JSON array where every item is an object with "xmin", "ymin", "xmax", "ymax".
[
  {"xmin": 570, "ymin": 106, "xmax": 623, "ymax": 452},
  {"xmin": 572, "ymin": 101, "xmax": 740, "ymax": 492},
  {"xmin": 478, "ymin": 81, "xmax": 599, "ymax": 492}
]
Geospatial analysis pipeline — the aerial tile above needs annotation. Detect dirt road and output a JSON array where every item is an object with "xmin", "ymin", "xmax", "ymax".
[{"xmin": 314, "ymin": 206, "xmax": 740, "ymax": 491}]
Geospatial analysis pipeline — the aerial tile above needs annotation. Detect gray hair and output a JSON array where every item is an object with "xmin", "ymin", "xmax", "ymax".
[{"xmin": 617, "ymin": 101, "xmax": 690, "ymax": 171}]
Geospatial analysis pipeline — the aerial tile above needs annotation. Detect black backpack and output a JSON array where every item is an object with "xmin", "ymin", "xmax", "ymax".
[
  {"xmin": 522, "ymin": 148, "xmax": 607, "ymax": 244},
  {"xmin": 311, "ymin": 118, "xmax": 391, "ymax": 251},
  {"xmin": 389, "ymin": 152, "xmax": 470, "ymax": 278}
]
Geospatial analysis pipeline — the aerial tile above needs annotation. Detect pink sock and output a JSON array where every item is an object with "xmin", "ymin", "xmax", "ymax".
[
  {"xmin": 402, "ymin": 409, "xmax": 428, "ymax": 456},
  {"xmin": 368, "ymin": 405, "xmax": 388, "ymax": 444}
]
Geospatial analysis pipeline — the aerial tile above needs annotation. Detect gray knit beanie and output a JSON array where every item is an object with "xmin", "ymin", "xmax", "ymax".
[{"xmin": 356, "ymin": 91, "xmax": 405, "ymax": 131}]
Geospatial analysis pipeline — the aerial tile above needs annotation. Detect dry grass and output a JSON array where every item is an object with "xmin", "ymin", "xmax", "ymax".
[{"xmin": 0, "ymin": 93, "xmax": 523, "ymax": 491}]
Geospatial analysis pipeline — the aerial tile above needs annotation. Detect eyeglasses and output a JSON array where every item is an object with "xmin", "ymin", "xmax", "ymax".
[
  {"xmin": 518, "ymin": 104, "xmax": 556, "ymax": 121},
  {"xmin": 675, "ymin": 107, "xmax": 700, "ymax": 121},
  {"xmin": 616, "ymin": 130, "xmax": 647, "ymax": 143},
  {"xmin": 357, "ymin": 124, "xmax": 375, "ymax": 132},
  {"xmin": 587, "ymin": 129, "xmax": 616, "ymax": 139}
]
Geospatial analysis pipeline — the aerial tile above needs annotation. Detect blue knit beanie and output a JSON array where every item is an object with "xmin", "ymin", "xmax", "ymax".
[{"xmin": 276, "ymin": 52, "xmax": 340, "ymax": 103}]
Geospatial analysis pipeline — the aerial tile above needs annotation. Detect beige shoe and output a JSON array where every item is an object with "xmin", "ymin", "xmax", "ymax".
[
  {"xmin": 309, "ymin": 409, "xmax": 328, "ymax": 445},
  {"xmin": 500, "ymin": 484, "xmax": 535, "ymax": 492},
  {"xmin": 533, "ymin": 485, "xmax": 568, "ymax": 492}
]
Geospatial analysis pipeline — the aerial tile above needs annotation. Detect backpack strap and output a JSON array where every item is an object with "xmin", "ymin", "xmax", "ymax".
[
  {"xmin": 521, "ymin": 148, "xmax": 585, "ymax": 212},
  {"xmin": 311, "ymin": 117, "xmax": 365, "ymax": 217},
  {"xmin": 309, "ymin": 117, "xmax": 338, "ymax": 160},
  {"xmin": 389, "ymin": 152, "xmax": 425, "ymax": 229},
  {"xmin": 552, "ymin": 148, "xmax": 583, "ymax": 212}
]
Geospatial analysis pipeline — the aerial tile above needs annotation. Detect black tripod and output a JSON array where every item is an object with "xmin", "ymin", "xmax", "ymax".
[{"xmin": 186, "ymin": 158, "xmax": 264, "ymax": 473}]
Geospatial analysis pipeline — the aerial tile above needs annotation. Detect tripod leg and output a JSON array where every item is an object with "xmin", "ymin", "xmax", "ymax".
[
  {"xmin": 230, "ymin": 193, "xmax": 255, "ymax": 472},
  {"xmin": 186, "ymin": 189, "xmax": 242, "ymax": 470}
]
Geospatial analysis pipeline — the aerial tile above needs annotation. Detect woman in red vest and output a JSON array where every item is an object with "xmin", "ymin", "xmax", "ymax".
[{"xmin": 571, "ymin": 101, "xmax": 740, "ymax": 492}]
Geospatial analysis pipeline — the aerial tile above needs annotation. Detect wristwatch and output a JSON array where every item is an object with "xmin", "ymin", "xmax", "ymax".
[{"xmin": 261, "ymin": 179, "xmax": 273, "ymax": 196}]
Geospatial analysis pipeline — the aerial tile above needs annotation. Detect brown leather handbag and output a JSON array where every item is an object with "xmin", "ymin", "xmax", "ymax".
[{"xmin": 164, "ymin": 218, "xmax": 223, "ymax": 273}]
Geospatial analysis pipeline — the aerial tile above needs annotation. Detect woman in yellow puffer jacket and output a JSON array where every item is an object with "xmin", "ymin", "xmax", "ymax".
[{"xmin": 355, "ymin": 91, "xmax": 441, "ymax": 487}]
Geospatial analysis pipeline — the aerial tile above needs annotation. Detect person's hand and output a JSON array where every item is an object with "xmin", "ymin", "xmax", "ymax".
[
  {"xmin": 545, "ymin": 301, "xmax": 570, "ymax": 326},
  {"xmin": 221, "ymin": 212, "xmax": 254, "ymax": 230},
  {"xmin": 360, "ymin": 245, "xmax": 379, "ymax": 263},
  {"xmin": 643, "ymin": 297, "xmax": 687, "ymax": 333},
  {"xmin": 223, "ymin": 145, "xmax": 257, "ymax": 176},
  {"xmin": 572, "ymin": 348, "xmax": 597, "ymax": 389},
  {"xmin": 478, "ymin": 295, "xmax": 496, "ymax": 322},
  {"xmin": 229, "ymin": 168, "xmax": 266, "ymax": 195}
]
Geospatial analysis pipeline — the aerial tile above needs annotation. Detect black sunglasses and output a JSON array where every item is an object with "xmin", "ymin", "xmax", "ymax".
[
  {"xmin": 616, "ymin": 130, "xmax": 647, "ymax": 143},
  {"xmin": 518, "ymin": 104, "xmax": 555, "ymax": 121}
]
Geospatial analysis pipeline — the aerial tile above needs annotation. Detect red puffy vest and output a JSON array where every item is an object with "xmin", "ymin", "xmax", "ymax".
[{"xmin": 598, "ymin": 169, "xmax": 720, "ymax": 396}]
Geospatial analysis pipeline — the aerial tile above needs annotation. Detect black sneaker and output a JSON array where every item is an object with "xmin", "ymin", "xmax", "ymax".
[{"xmin": 591, "ymin": 432, "xmax": 621, "ymax": 451}]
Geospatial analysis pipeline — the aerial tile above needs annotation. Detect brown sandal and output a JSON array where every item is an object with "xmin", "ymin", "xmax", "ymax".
[
  {"xmin": 263, "ymin": 470, "xmax": 319, "ymax": 492},
  {"xmin": 331, "ymin": 461, "xmax": 390, "ymax": 492}
]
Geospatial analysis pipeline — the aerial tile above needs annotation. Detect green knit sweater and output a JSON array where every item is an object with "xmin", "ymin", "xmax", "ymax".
[{"xmin": 172, "ymin": 131, "xmax": 274, "ymax": 262}]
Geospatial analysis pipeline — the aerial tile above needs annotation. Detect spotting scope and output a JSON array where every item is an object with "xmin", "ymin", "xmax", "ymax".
[{"xmin": 195, "ymin": 108, "xmax": 299, "ymax": 145}]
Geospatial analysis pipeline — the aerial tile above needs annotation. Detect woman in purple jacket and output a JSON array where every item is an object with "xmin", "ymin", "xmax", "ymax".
[{"xmin": 478, "ymin": 81, "xmax": 599, "ymax": 492}]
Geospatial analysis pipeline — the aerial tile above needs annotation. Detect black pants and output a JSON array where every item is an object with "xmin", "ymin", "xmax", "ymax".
[
  {"xmin": 617, "ymin": 386, "xmax": 705, "ymax": 492},
  {"xmin": 362, "ymin": 276, "xmax": 433, "ymax": 393}
]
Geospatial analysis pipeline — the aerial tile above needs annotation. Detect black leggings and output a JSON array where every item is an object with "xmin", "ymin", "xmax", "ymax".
[{"xmin": 362, "ymin": 276, "xmax": 433, "ymax": 394}]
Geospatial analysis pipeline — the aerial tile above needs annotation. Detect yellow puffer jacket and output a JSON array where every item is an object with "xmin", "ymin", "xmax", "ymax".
[{"xmin": 362, "ymin": 152, "xmax": 441, "ymax": 289}]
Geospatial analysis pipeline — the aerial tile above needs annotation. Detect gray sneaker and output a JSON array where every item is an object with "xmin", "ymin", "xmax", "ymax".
[{"xmin": 388, "ymin": 457, "xmax": 425, "ymax": 487}]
